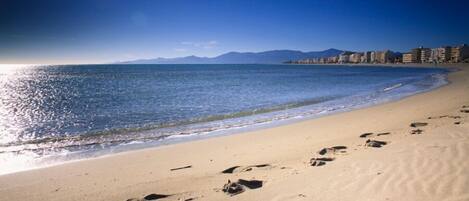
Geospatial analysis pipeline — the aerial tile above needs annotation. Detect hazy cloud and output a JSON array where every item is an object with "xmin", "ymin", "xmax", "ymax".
[
  {"xmin": 181, "ymin": 40, "xmax": 218, "ymax": 49},
  {"xmin": 173, "ymin": 48, "xmax": 187, "ymax": 52}
]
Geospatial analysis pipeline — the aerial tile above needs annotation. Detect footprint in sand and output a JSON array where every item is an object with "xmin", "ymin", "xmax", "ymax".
[
  {"xmin": 428, "ymin": 115, "xmax": 461, "ymax": 119},
  {"xmin": 365, "ymin": 139, "xmax": 387, "ymax": 148},
  {"xmin": 409, "ymin": 122, "xmax": 428, "ymax": 135},
  {"xmin": 221, "ymin": 164, "xmax": 271, "ymax": 174},
  {"xmin": 359, "ymin": 132, "xmax": 391, "ymax": 138},
  {"xmin": 359, "ymin": 132, "xmax": 374, "ymax": 138},
  {"xmin": 411, "ymin": 129, "xmax": 424, "ymax": 135},
  {"xmin": 318, "ymin": 146, "xmax": 347, "ymax": 155},
  {"xmin": 310, "ymin": 157, "xmax": 335, "ymax": 166},
  {"xmin": 309, "ymin": 146, "xmax": 347, "ymax": 167},
  {"xmin": 410, "ymin": 122, "xmax": 428, "ymax": 127},
  {"xmin": 428, "ymin": 115, "xmax": 448, "ymax": 119},
  {"xmin": 222, "ymin": 179, "xmax": 263, "ymax": 196},
  {"xmin": 127, "ymin": 193, "xmax": 171, "ymax": 201},
  {"xmin": 460, "ymin": 105, "xmax": 469, "ymax": 113},
  {"xmin": 376, "ymin": 132, "xmax": 391, "ymax": 136}
]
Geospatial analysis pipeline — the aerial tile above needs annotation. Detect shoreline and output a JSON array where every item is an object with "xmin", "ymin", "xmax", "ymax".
[
  {"xmin": 0, "ymin": 65, "xmax": 449, "ymax": 176},
  {"xmin": 1, "ymin": 64, "xmax": 468, "ymax": 201}
]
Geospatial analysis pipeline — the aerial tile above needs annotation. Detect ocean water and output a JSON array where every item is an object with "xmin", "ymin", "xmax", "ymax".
[{"xmin": 0, "ymin": 64, "xmax": 448, "ymax": 174}]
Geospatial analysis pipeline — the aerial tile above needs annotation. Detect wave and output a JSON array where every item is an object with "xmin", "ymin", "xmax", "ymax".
[
  {"xmin": 0, "ymin": 95, "xmax": 340, "ymax": 154},
  {"xmin": 383, "ymin": 83, "xmax": 403, "ymax": 91}
]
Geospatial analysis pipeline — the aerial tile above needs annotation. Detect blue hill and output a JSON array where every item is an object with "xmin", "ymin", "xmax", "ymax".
[{"xmin": 119, "ymin": 48, "xmax": 344, "ymax": 64}]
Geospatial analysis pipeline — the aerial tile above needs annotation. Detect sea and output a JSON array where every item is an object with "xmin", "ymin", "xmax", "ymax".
[{"xmin": 0, "ymin": 64, "xmax": 448, "ymax": 174}]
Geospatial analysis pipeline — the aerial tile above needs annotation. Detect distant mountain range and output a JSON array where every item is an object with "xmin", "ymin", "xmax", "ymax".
[{"xmin": 119, "ymin": 48, "xmax": 344, "ymax": 64}]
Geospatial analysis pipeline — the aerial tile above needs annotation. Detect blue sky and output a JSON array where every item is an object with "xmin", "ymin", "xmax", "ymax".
[{"xmin": 1, "ymin": 0, "xmax": 468, "ymax": 64}]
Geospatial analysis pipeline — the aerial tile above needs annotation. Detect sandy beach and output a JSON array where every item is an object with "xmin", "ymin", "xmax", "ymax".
[{"xmin": 1, "ymin": 64, "xmax": 469, "ymax": 201}]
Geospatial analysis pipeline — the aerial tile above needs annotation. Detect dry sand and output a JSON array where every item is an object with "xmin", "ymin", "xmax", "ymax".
[{"xmin": 1, "ymin": 64, "xmax": 469, "ymax": 201}]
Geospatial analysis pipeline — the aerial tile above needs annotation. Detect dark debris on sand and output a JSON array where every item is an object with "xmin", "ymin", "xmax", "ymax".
[{"xmin": 170, "ymin": 165, "xmax": 192, "ymax": 171}]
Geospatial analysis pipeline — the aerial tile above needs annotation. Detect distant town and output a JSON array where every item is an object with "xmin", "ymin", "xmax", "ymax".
[{"xmin": 286, "ymin": 44, "xmax": 469, "ymax": 64}]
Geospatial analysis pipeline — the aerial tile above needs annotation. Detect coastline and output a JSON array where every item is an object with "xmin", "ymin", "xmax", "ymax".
[{"xmin": 1, "ymin": 64, "xmax": 468, "ymax": 201}]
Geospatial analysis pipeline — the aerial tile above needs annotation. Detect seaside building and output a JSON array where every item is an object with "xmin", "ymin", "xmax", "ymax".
[
  {"xmin": 370, "ymin": 51, "xmax": 377, "ymax": 63},
  {"xmin": 394, "ymin": 54, "xmax": 403, "ymax": 63},
  {"xmin": 288, "ymin": 44, "xmax": 468, "ymax": 65},
  {"xmin": 362, "ymin": 51, "xmax": 372, "ymax": 63},
  {"xmin": 374, "ymin": 50, "xmax": 394, "ymax": 63},
  {"xmin": 409, "ymin": 47, "xmax": 422, "ymax": 63},
  {"xmin": 403, "ymin": 53, "xmax": 416, "ymax": 63},
  {"xmin": 439, "ymin": 46, "xmax": 452, "ymax": 62},
  {"xmin": 319, "ymin": 58, "xmax": 326, "ymax": 64},
  {"xmin": 430, "ymin": 46, "xmax": 451, "ymax": 63},
  {"xmin": 349, "ymin": 52, "xmax": 363, "ymax": 63},
  {"xmin": 338, "ymin": 51, "xmax": 353, "ymax": 63},
  {"xmin": 375, "ymin": 51, "xmax": 384, "ymax": 63},
  {"xmin": 420, "ymin": 48, "xmax": 431, "ymax": 63},
  {"xmin": 360, "ymin": 55, "xmax": 366, "ymax": 63},
  {"xmin": 295, "ymin": 58, "xmax": 312, "ymax": 64},
  {"xmin": 384, "ymin": 50, "xmax": 395, "ymax": 63},
  {"xmin": 338, "ymin": 54, "xmax": 350, "ymax": 63},
  {"xmin": 451, "ymin": 44, "xmax": 469, "ymax": 63},
  {"xmin": 327, "ymin": 56, "xmax": 338, "ymax": 63}
]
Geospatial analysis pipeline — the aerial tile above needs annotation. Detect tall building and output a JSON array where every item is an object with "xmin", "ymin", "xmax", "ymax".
[
  {"xmin": 383, "ymin": 50, "xmax": 395, "ymax": 63},
  {"xmin": 375, "ymin": 51, "xmax": 385, "ymax": 63},
  {"xmin": 349, "ymin": 52, "xmax": 363, "ymax": 63},
  {"xmin": 420, "ymin": 48, "xmax": 431, "ymax": 63},
  {"xmin": 439, "ymin": 46, "xmax": 452, "ymax": 62},
  {"xmin": 338, "ymin": 51, "xmax": 353, "ymax": 63},
  {"xmin": 360, "ymin": 55, "xmax": 366, "ymax": 63},
  {"xmin": 410, "ymin": 47, "xmax": 422, "ymax": 63},
  {"xmin": 338, "ymin": 54, "xmax": 350, "ymax": 63},
  {"xmin": 362, "ymin": 51, "xmax": 372, "ymax": 63},
  {"xmin": 327, "ymin": 56, "xmax": 338, "ymax": 63},
  {"xmin": 403, "ymin": 53, "xmax": 417, "ymax": 63},
  {"xmin": 374, "ymin": 50, "xmax": 394, "ymax": 63},
  {"xmin": 430, "ymin": 46, "xmax": 451, "ymax": 63},
  {"xmin": 451, "ymin": 44, "xmax": 469, "ymax": 63},
  {"xmin": 370, "ymin": 51, "xmax": 376, "ymax": 63},
  {"xmin": 394, "ymin": 53, "xmax": 403, "ymax": 63},
  {"xmin": 430, "ymin": 48, "xmax": 438, "ymax": 63}
]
